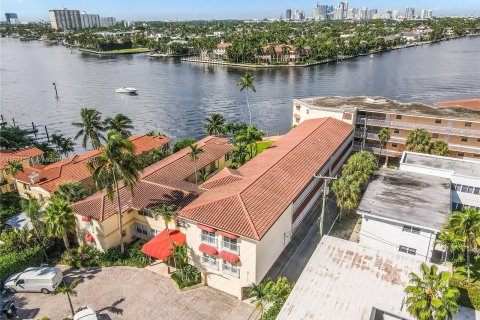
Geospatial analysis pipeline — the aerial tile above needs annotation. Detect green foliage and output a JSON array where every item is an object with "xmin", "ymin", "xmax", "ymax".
[
  {"xmin": 234, "ymin": 125, "xmax": 265, "ymax": 161},
  {"xmin": 259, "ymin": 301, "xmax": 283, "ymax": 320},
  {"xmin": 72, "ymin": 108, "xmax": 105, "ymax": 149},
  {"xmin": 171, "ymin": 242, "xmax": 189, "ymax": 267},
  {"xmin": 5, "ymin": 160, "xmax": 24, "ymax": 176},
  {"xmin": 246, "ymin": 277, "xmax": 293, "ymax": 315},
  {"xmin": 431, "ymin": 140, "xmax": 449, "ymax": 157},
  {"xmin": 103, "ymin": 113, "xmax": 134, "ymax": 138},
  {"xmin": 406, "ymin": 129, "xmax": 432, "ymax": 154},
  {"xmin": 51, "ymin": 133, "xmax": 75, "ymax": 157},
  {"xmin": 139, "ymin": 148, "xmax": 169, "ymax": 169},
  {"xmin": 53, "ymin": 182, "xmax": 87, "ymax": 203},
  {"xmin": 0, "ymin": 192, "xmax": 23, "ymax": 223},
  {"xmin": 0, "ymin": 126, "xmax": 34, "ymax": 150},
  {"xmin": 451, "ymin": 279, "xmax": 480, "ymax": 310},
  {"xmin": 0, "ymin": 246, "xmax": 44, "ymax": 285},
  {"xmin": 0, "ymin": 227, "xmax": 32, "ymax": 254},
  {"xmin": 204, "ymin": 113, "xmax": 227, "ymax": 136},
  {"xmin": 171, "ymin": 264, "xmax": 201, "ymax": 289},
  {"xmin": 173, "ymin": 138, "xmax": 197, "ymax": 152}
]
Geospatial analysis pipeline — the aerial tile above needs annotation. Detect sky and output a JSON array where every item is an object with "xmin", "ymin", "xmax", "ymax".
[{"xmin": 1, "ymin": 0, "xmax": 479, "ymax": 21}]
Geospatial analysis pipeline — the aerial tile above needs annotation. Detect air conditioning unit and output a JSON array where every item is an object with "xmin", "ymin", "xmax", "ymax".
[{"xmin": 28, "ymin": 172, "xmax": 40, "ymax": 184}]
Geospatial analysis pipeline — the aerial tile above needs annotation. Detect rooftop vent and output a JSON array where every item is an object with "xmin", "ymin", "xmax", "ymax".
[{"xmin": 28, "ymin": 172, "xmax": 40, "ymax": 184}]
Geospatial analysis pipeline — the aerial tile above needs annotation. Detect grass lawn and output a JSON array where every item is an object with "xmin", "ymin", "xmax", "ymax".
[
  {"xmin": 244, "ymin": 141, "xmax": 274, "ymax": 162},
  {"xmin": 451, "ymin": 258, "xmax": 480, "ymax": 310}
]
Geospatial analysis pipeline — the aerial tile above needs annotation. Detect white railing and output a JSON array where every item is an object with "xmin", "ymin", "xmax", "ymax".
[
  {"xmin": 353, "ymin": 142, "xmax": 403, "ymax": 157},
  {"xmin": 448, "ymin": 144, "xmax": 480, "ymax": 154}
]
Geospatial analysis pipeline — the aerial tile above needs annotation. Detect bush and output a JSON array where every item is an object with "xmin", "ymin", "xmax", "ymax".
[
  {"xmin": 0, "ymin": 246, "xmax": 44, "ymax": 285},
  {"xmin": 171, "ymin": 264, "xmax": 201, "ymax": 289},
  {"xmin": 451, "ymin": 279, "xmax": 480, "ymax": 310},
  {"xmin": 259, "ymin": 301, "xmax": 283, "ymax": 320},
  {"xmin": 173, "ymin": 138, "xmax": 197, "ymax": 152},
  {"xmin": 0, "ymin": 192, "xmax": 23, "ymax": 223}
]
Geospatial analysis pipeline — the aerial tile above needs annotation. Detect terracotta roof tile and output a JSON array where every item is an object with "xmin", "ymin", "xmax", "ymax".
[
  {"xmin": 200, "ymin": 168, "xmax": 243, "ymax": 190},
  {"xmin": 179, "ymin": 118, "xmax": 354, "ymax": 240},
  {"xmin": 0, "ymin": 147, "xmax": 44, "ymax": 169}
]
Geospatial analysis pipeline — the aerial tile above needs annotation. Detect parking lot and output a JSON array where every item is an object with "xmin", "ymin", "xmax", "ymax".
[{"xmin": 5, "ymin": 266, "xmax": 255, "ymax": 320}]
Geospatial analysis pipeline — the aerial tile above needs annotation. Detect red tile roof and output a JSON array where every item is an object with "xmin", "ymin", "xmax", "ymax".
[
  {"xmin": 0, "ymin": 147, "xmax": 44, "ymax": 169},
  {"xmin": 200, "ymin": 168, "xmax": 243, "ymax": 190},
  {"xmin": 71, "ymin": 136, "xmax": 233, "ymax": 221},
  {"xmin": 15, "ymin": 135, "xmax": 171, "ymax": 193},
  {"xmin": 179, "ymin": 118, "xmax": 354, "ymax": 241},
  {"xmin": 435, "ymin": 99, "xmax": 480, "ymax": 111}
]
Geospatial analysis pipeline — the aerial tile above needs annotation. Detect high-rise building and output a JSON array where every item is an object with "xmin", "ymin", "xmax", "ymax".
[
  {"xmin": 100, "ymin": 17, "xmax": 116, "ymax": 28},
  {"xmin": 369, "ymin": 9, "xmax": 377, "ymax": 19},
  {"xmin": 313, "ymin": 4, "xmax": 328, "ymax": 20},
  {"xmin": 333, "ymin": 4, "xmax": 343, "ymax": 20},
  {"xmin": 421, "ymin": 9, "xmax": 433, "ymax": 19},
  {"xmin": 360, "ymin": 7, "xmax": 368, "ymax": 20},
  {"xmin": 295, "ymin": 10, "xmax": 305, "ymax": 21},
  {"xmin": 404, "ymin": 7, "xmax": 415, "ymax": 20},
  {"xmin": 80, "ymin": 12, "xmax": 101, "ymax": 28},
  {"xmin": 392, "ymin": 10, "xmax": 400, "ymax": 20},
  {"xmin": 285, "ymin": 9, "xmax": 292, "ymax": 20},
  {"xmin": 341, "ymin": 1, "xmax": 349, "ymax": 19},
  {"xmin": 5, "ymin": 13, "xmax": 18, "ymax": 24},
  {"xmin": 49, "ymin": 9, "xmax": 82, "ymax": 30}
]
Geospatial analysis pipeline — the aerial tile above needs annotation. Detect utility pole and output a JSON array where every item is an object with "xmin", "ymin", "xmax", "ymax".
[{"xmin": 313, "ymin": 175, "xmax": 337, "ymax": 241}]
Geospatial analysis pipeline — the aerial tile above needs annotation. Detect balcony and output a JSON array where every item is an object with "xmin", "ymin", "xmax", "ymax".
[
  {"xmin": 356, "ymin": 117, "xmax": 480, "ymax": 138},
  {"xmin": 353, "ymin": 142, "xmax": 403, "ymax": 157},
  {"xmin": 448, "ymin": 144, "xmax": 480, "ymax": 154}
]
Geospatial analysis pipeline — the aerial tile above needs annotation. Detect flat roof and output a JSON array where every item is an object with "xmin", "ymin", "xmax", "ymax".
[
  {"xmin": 5, "ymin": 212, "xmax": 33, "ymax": 231},
  {"xmin": 278, "ymin": 236, "xmax": 479, "ymax": 320},
  {"xmin": 402, "ymin": 152, "xmax": 480, "ymax": 178},
  {"xmin": 357, "ymin": 169, "xmax": 451, "ymax": 231},
  {"xmin": 296, "ymin": 96, "xmax": 480, "ymax": 121}
]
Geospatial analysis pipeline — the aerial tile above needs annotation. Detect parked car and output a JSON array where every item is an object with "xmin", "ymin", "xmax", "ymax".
[
  {"xmin": 4, "ymin": 267, "xmax": 63, "ymax": 294},
  {"xmin": 73, "ymin": 306, "xmax": 98, "ymax": 320},
  {"xmin": 0, "ymin": 299, "xmax": 17, "ymax": 319}
]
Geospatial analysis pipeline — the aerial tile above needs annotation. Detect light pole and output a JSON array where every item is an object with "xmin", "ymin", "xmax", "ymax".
[{"xmin": 313, "ymin": 174, "xmax": 337, "ymax": 240}]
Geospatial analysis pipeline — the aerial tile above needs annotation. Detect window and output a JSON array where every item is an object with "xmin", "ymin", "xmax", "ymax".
[
  {"xmin": 455, "ymin": 184, "xmax": 462, "ymax": 191},
  {"xmin": 139, "ymin": 208, "xmax": 154, "ymax": 218},
  {"xmin": 177, "ymin": 217, "xmax": 187, "ymax": 228},
  {"xmin": 295, "ymin": 105, "xmax": 301, "ymax": 111},
  {"xmin": 474, "ymin": 187, "xmax": 480, "ymax": 195},
  {"xmin": 458, "ymin": 152, "xmax": 465, "ymax": 157},
  {"xmin": 435, "ymin": 119, "xmax": 442, "ymax": 124},
  {"xmin": 461, "ymin": 137, "xmax": 468, "ymax": 142},
  {"xmin": 461, "ymin": 185, "xmax": 468, "ymax": 193},
  {"xmin": 392, "ymin": 143, "xmax": 398, "ymax": 148},
  {"xmin": 394, "ymin": 129, "xmax": 400, "ymax": 134},
  {"xmin": 468, "ymin": 186, "xmax": 475, "ymax": 194},
  {"xmin": 475, "ymin": 154, "xmax": 480, "ymax": 158},
  {"xmin": 201, "ymin": 230, "xmax": 216, "ymax": 246},
  {"xmin": 224, "ymin": 152, "xmax": 231, "ymax": 162},
  {"xmin": 151, "ymin": 229, "xmax": 160, "ymax": 237},
  {"xmin": 136, "ymin": 223, "xmax": 148, "ymax": 235},
  {"xmin": 306, "ymin": 109, "xmax": 310, "ymax": 114},
  {"xmin": 222, "ymin": 237, "xmax": 238, "ymax": 253},
  {"xmin": 396, "ymin": 115, "xmax": 402, "ymax": 120},
  {"xmin": 478, "ymin": 138, "xmax": 480, "ymax": 143},
  {"xmin": 465, "ymin": 122, "xmax": 472, "ymax": 127},
  {"xmin": 222, "ymin": 260, "xmax": 239, "ymax": 278},
  {"xmin": 399, "ymin": 246, "xmax": 416, "ymax": 255},
  {"xmin": 403, "ymin": 225, "xmax": 421, "ymax": 234},
  {"xmin": 202, "ymin": 253, "xmax": 218, "ymax": 270},
  {"xmin": 432, "ymin": 133, "xmax": 439, "ymax": 139}
]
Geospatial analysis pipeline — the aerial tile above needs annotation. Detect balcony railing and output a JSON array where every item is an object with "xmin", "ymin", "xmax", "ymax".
[
  {"xmin": 354, "ymin": 130, "xmax": 406, "ymax": 144},
  {"xmin": 353, "ymin": 142, "xmax": 403, "ymax": 157},
  {"xmin": 356, "ymin": 117, "xmax": 480, "ymax": 138},
  {"xmin": 448, "ymin": 144, "xmax": 480, "ymax": 154}
]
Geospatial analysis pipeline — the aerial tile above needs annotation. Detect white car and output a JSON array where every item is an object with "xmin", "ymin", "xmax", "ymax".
[
  {"xmin": 4, "ymin": 267, "xmax": 63, "ymax": 294},
  {"xmin": 74, "ymin": 306, "xmax": 98, "ymax": 320}
]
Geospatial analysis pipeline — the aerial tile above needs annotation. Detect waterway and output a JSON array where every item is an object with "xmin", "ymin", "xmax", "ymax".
[{"xmin": 1, "ymin": 36, "xmax": 479, "ymax": 147}]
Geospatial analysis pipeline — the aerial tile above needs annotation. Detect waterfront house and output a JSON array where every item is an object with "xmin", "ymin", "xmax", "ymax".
[
  {"xmin": 257, "ymin": 44, "xmax": 302, "ymax": 63},
  {"xmin": 15, "ymin": 135, "xmax": 171, "ymax": 201},
  {"xmin": 213, "ymin": 40, "xmax": 232, "ymax": 57},
  {"xmin": 0, "ymin": 147, "xmax": 44, "ymax": 193}
]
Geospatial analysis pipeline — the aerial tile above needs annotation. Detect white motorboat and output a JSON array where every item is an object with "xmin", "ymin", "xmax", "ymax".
[{"xmin": 115, "ymin": 87, "xmax": 138, "ymax": 93}]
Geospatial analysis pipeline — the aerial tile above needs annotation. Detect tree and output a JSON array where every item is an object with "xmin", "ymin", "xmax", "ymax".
[
  {"xmin": 22, "ymin": 196, "xmax": 48, "ymax": 259},
  {"xmin": 53, "ymin": 182, "xmax": 87, "ymax": 203},
  {"xmin": 173, "ymin": 138, "xmax": 197, "ymax": 152},
  {"xmin": 44, "ymin": 197, "xmax": 76, "ymax": 256},
  {"xmin": 447, "ymin": 208, "xmax": 480, "ymax": 282},
  {"xmin": 54, "ymin": 279, "xmax": 81, "ymax": 317},
  {"xmin": 234, "ymin": 125, "xmax": 264, "ymax": 159},
  {"xmin": 341, "ymin": 151, "xmax": 377, "ymax": 185},
  {"xmin": 5, "ymin": 160, "xmax": 23, "ymax": 176},
  {"xmin": 72, "ymin": 108, "xmax": 105, "ymax": 149},
  {"xmin": 377, "ymin": 128, "xmax": 390, "ymax": 166},
  {"xmin": 0, "ymin": 126, "xmax": 33, "ymax": 150},
  {"xmin": 204, "ymin": 113, "xmax": 226, "ymax": 136},
  {"xmin": 404, "ymin": 263, "xmax": 459, "ymax": 320},
  {"xmin": 103, "ymin": 113, "xmax": 134, "ymax": 138},
  {"xmin": 332, "ymin": 175, "xmax": 361, "ymax": 220},
  {"xmin": 431, "ymin": 140, "xmax": 449, "ymax": 157},
  {"xmin": 154, "ymin": 204, "xmax": 178, "ymax": 270},
  {"xmin": 434, "ymin": 230, "xmax": 464, "ymax": 265},
  {"xmin": 231, "ymin": 144, "xmax": 248, "ymax": 167},
  {"xmin": 406, "ymin": 129, "xmax": 432, "ymax": 154},
  {"xmin": 87, "ymin": 131, "xmax": 141, "ymax": 253},
  {"xmin": 187, "ymin": 144, "xmax": 204, "ymax": 185},
  {"xmin": 246, "ymin": 278, "xmax": 274, "ymax": 314},
  {"xmin": 238, "ymin": 72, "xmax": 256, "ymax": 125}
]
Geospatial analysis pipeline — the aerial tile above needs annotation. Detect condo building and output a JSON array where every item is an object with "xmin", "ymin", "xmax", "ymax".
[
  {"xmin": 293, "ymin": 96, "xmax": 480, "ymax": 161},
  {"xmin": 100, "ymin": 17, "xmax": 116, "ymax": 28},
  {"xmin": 80, "ymin": 12, "xmax": 101, "ymax": 29},
  {"xmin": 49, "ymin": 9, "xmax": 82, "ymax": 30}
]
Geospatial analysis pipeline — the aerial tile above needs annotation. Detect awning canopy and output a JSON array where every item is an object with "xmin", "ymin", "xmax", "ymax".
[
  {"xmin": 294, "ymin": 113, "xmax": 301, "ymax": 120},
  {"xmin": 199, "ymin": 243, "xmax": 218, "ymax": 256},
  {"xmin": 82, "ymin": 216, "xmax": 91, "ymax": 222},
  {"xmin": 141, "ymin": 229, "xmax": 186, "ymax": 261},
  {"xmin": 197, "ymin": 224, "xmax": 217, "ymax": 233},
  {"xmin": 218, "ymin": 231, "xmax": 239, "ymax": 239},
  {"xmin": 85, "ymin": 234, "xmax": 94, "ymax": 243},
  {"xmin": 219, "ymin": 250, "xmax": 240, "ymax": 263}
]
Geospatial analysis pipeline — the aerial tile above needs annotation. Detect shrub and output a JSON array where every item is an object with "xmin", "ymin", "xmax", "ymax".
[
  {"xmin": 0, "ymin": 192, "xmax": 23, "ymax": 223},
  {"xmin": 171, "ymin": 264, "xmax": 201, "ymax": 288},
  {"xmin": 173, "ymin": 138, "xmax": 197, "ymax": 152},
  {"xmin": 259, "ymin": 301, "xmax": 283, "ymax": 320},
  {"xmin": 451, "ymin": 279, "xmax": 480, "ymax": 310},
  {"xmin": 0, "ymin": 246, "xmax": 44, "ymax": 285}
]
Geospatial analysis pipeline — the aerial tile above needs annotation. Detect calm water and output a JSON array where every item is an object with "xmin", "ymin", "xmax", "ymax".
[{"xmin": 1, "ymin": 37, "xmax": 479, "ymax": 146}]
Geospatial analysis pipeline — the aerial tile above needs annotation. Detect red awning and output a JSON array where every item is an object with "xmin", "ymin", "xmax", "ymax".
[
  {"xmin": 219, "ymin": 251, "xmax": 240, "ymax": 263},
  {"xmin": 293, "ymin": 113, "xmax": 301, "ymax": 120},
  {"xmin": 217, "ymin": 231, "xmax": 239, "ymax": 239},
  {"xmin": 85, "ymin": 234, "xmax": 94, "ymax": 243},
  {"xmin": 199, "ymin": 243, "xmax": 218, "ymax": 255},
  {"xmin": 197, "ymin": 224, "xmax": 217, "ymax": 233},
  {"xmin": 141, "ymin": 229, "xmax": 186, "ymax": 261},
  {"xmin": 82, "ymin": 216, "xmax": 91, "ymax": 222}
]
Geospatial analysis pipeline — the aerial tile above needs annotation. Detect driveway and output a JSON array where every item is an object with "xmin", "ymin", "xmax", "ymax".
[{"xmin": 7, "ymin": 266, "xmax": 255, "ymax": 320}]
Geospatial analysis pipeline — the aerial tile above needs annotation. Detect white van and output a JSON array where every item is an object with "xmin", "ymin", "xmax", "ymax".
[{"xmin": 4, "ymin": 267, "xmax": 63, "ymax": 294}]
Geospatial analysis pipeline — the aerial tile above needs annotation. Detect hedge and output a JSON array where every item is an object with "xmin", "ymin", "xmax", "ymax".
[
  {"xmin": 0, "ymin": 246, "xmax": 44, "ymax": 285},
  {"xmin": 451, "ymin": 279, "xmax": 480, "ymax": 310}
]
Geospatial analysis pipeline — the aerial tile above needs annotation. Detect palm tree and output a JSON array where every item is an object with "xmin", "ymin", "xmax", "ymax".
[
  {"xmin": 377, "ymin": 128, "xmax": 390, "ymax": 166},
  {"xmin": 53, "ymin": 182, "xmax": 86, "ymax": 203},
  {"xmin": 5, "ymin": 160, "xmax": 23, "ymax": 176},
  {"xmin": 232, "ymin": 144, "xmax": 248, "ymax": 167},
  {"xmin": 234, "ymin": 125, "xmax": 264, "ymax": 159},
  {"xmin": 238, "ymin": 72, "xmax": 256, "ymax": 125},
  {"xmin": 246, "ymin": 279, "xmax": 274, "ymax": 314},
  {"xmin": 341, "ymin": 151, "xmax": 377, "ymax": 185},
  {"xmin": 187, "ymin": 144, "xmax": 204, "ymax": 185},
  {"xmin": 54, "ymin": 279, "xmax": 81, "ymax": 317},
  {"xmin": 204, "ymin": 113, "xmax": 226, "ymax": 136},
  {"xmin": 332, "ymin": 175, "xmax": 361, "ymax": 221},
  {"xmin": 406, "ymin": 129, "xmax": 432, "ymax": 154},
  {"xmin": 103, "ymin": 113, "xmax": 134, "ymax": 138},
  {"xmin": 87, "ymin": 131, "xmax": 141, "ymax": 253},
  {"xmin": 155, "ymin": 204, "xmax": 178, "ymax": 271},
  {"xmin": 44, "ymin": 197, "xmax": 76, "ymax": 256},
  {"xmin": 72, "ymin": 108, "xmax": 105, "ymax": 149},
  {"xmin": 23, "ymin": 196, "xmax": 48, "ymax": 259},
  {"xmin": 431, "ymin": 140, "xmax": 449, "ymax": 157},
  {"xmin": 435, "ymin": 230, "xmax": 464, "ymax": 265},
  {"xmin": 447, "ymin": 208, "xmax": 480, "ymax": 282},
  {"xmin": 404, "ymin": 263, "xmax": 459, "ymax": 320},
  {"xmin": 59, "ymin": 137, "xmax": 75, "ymax": 158}
]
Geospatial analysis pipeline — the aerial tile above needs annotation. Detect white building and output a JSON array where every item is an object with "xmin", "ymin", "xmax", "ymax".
[
  {"xmin": 421, "ymin": 9, "xmax": 433, "ymax": 19},
  {"xmin": 404, "ymin": 7, "xmax": 415, "ymax": 19},
  {"xmin": 357, "ymin": 169, "xmax": 451, "ymax": 262},
  {"xmin": 100, "ymin": 17, "xmax": 116, "ymax": 28},
  {"xmin": 80, "ymin": 12, "xmax": 100, "ymax": 29},
  {"xmin": 400, "ymin": 152, "xmax": 480, "ymax": 211},
  {"xmin": 49, "ymin": 9, "xmax": 82, "ymax": 30}
]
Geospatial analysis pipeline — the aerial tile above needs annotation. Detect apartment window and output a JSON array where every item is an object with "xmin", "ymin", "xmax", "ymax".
[
  {"xmin": 396, "ymin": 115, "xmax": 402, "ymax": 120},
  {"xmin": 435, "ymin": 119, "xmax": 442, "ymax": 124},
  {"xmin": 461, "ymin": 185, "xmax": 468, "ymax": 193},
  {"xmin": 465, "ymin": 122, "xmax": 472, "ymax": 127},
  {"xmin": 461, "ymin": 137, "xmax": 468, "ymax": 142},
  {"xmin": 399, "ymin": 246, "xmax": 416, "ymax": 255},
  {"xmin": 222, "ymin": 260, "xmax": 239, "ymax": 278},
  {"xmin": 222, "ymin": 237, "xmax": 238, "ymax": 253},
  {"xmin": 136, "ymin": 223, "xmax": 148, "ymax": 235},
  {"xmin": 403, "ymin": 225, "xmax": 421, "ymax": 234},
  {"xmin": 458, "ymin": 152, "xmax": 465, "ymax": 157},
  {"xmin": 177, "ymin": 217, "xmax": 187, "ymax": 228},
  {"xmin": 201, "ymin": 230, "xmax": 216, "ymax": 246},
  {"xmin": 432, "ymin": 133, "xmax": 439, "ymax": 139},
  {"xmin": 295, "ymin": 105, "xmax": 301, "ymax": 111},
  {"xmin": 139, "ymin": 208, "xmax": 154, "ymax": 218},
  {"xmin": 151, "ymin": 229, "xmax": 160, "ymax": 237},
  {"xmin": 306, "ymin": 109, "xmax": 310, "ymax": 114},
  {"xmin": 474, "ymin": 188, "xmax": 480, "ymax": 195},
  {"xmin": 475, "ymin": 154, "xmax": 480, "ymax": 158},
  {"xmin": 392, "ymin": 143, "xmax": 398, "ymax": 148},
  {"xmin": 477, "ymin": 138, "xmax": 480, "ymax": 143},
  {"xmin": 394, "ymin": 129, "xmax": 400, "ymax": 134},
  {"xmin": 202, "ymin": 253, "xmax": 218, "ymax": 270},
  {"xmin": 224, "ymin": 152, "xmax": 231, "ymax": 162},
  {"xmin": 455, "ymin": 184, "xmax": 462, "ymax": 191}
]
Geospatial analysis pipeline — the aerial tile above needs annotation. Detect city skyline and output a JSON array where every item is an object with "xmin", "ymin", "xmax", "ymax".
[{"xmin": 1, "ymin": 0, "xmax": 479, "ymax": 21}]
